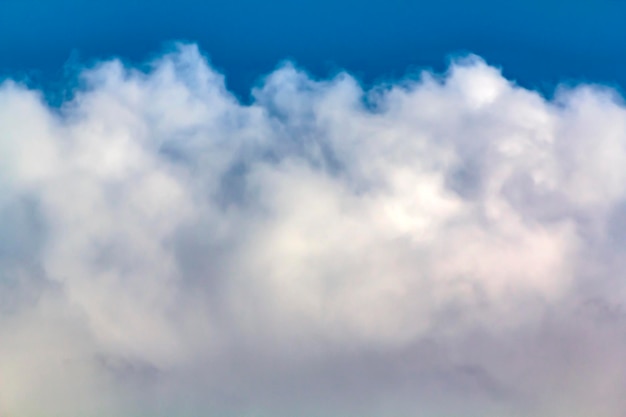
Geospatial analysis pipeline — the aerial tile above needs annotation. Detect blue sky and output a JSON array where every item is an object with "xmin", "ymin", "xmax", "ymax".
[{"xmin": 2, "ymin": 0, "xmax": 626, "ymax": 97}]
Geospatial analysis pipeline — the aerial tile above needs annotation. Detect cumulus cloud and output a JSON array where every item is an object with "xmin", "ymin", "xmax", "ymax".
[{"xmin": 1, "ymin": 44, "xmax": 626, "ymax": 417}]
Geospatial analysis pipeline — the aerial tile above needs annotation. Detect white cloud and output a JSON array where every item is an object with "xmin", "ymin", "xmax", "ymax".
[{"xmin": 1, "ymin": 43, "xmax": 626, "ymax": 416}]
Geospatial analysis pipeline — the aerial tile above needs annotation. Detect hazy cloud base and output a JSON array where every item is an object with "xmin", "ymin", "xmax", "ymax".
[{"xmin": 1, "ymin": 44, "xmax": 626, "ymax": 417}]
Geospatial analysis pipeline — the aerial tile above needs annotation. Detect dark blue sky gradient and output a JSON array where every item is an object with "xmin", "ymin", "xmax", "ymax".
[{"xmin": 1, "ymin": 0, "xmax": 625, "ymax": 99}]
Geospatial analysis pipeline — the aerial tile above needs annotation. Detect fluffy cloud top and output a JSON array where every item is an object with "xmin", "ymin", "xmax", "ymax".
[{"xmin": 1, "ymin": 44, "xmax": 626, "ymax": 417}]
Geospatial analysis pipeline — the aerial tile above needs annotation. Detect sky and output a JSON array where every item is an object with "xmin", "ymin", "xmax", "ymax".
[
  {"xmin": 3, "ymin": 2, "xmax": 626, "ymax": 417},
  {"xmin": 2, "ymin": 0, "xmax": 626, "ymax": 97}
]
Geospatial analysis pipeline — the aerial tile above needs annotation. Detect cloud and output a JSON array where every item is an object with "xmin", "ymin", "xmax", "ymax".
[{"xmin": 1, "ymin": 43, "xmax": 626, "ymax": 416}]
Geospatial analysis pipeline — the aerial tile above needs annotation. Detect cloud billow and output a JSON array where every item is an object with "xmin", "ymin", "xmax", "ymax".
[{"xmin": 1, "ymin": 44, "xmax": 626, "ymax": 417}]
